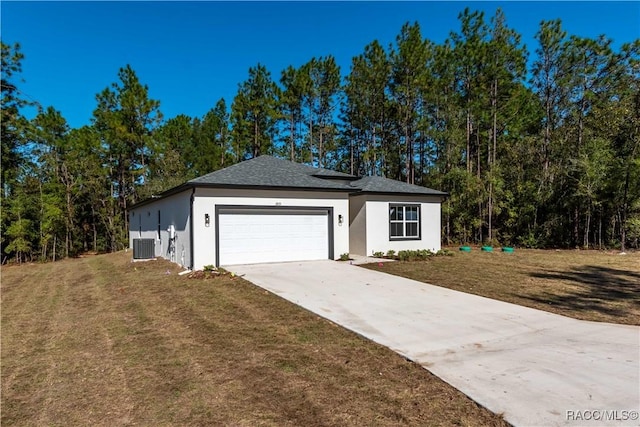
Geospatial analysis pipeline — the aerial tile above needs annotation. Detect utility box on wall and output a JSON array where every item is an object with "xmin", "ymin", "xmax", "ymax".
[{"xmin": 133, "ymin": 238, "xmax": 155, "ymax": 260}]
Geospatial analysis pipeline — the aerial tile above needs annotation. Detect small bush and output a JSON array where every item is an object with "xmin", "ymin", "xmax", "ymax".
[
  {"xmin": 339, "ymin": 253, "xmax": 350, "ymax": 261},
  {"xmin": 203, "ymin": 264, "xmax": 217, "ymax": 272},
  {"xmin": 416, "ymin": 249, "xmax": 435, "ymax": 260},
  {"xmin": 436, "ymin": 249, "xmax": 453, "ymax": 257},
  {"xmin": 372, "ymin": 251, "xmax": 385, "ymax": 258},
  {"xmin": 517, "ymin": 231, "xmax": 540, "ymax": 249},
  {"xmin": 386, "ymin": 250, "xmax": 396, "ymax": 258},
  {"xmin": 394, "ymin": 249, "xmax": 445, "ymax": 261}
]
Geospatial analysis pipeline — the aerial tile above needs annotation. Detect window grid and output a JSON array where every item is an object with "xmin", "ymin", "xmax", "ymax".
[{"xmin": 389, "ymin": 204, "xmax": 420, "ymax": 239}]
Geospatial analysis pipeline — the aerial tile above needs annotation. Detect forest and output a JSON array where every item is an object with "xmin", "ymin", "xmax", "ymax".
[{"xmin": 2, "ymin": 8, "xmax": 639, "ymax": 263}]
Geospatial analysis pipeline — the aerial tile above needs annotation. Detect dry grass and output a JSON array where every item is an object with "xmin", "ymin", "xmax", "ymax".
[
  {"xmin": 364, "ymin": 249, "xmax": 640, "ymax": 325},
  {"xmin": 1, "ymin": 251, "xmax": 507, "ymax": 427}
]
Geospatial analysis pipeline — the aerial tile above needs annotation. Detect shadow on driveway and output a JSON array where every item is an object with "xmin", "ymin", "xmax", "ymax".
[{"xmin": 526, "ymin": 265, "xmax": 640, "ymax": 321}]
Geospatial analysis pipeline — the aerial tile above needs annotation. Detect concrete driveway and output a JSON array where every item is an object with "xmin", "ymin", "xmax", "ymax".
[{"xmin": 229, "ymin": 260, "xmax": 640, "ymax": 427}]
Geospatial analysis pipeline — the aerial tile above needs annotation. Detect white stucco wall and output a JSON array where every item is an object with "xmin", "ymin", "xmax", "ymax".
[
  {"xmin": 129, "ymin": 186, "xmax": 441, "ymax": 269},
  {"xmin": 354, "ymin": 194, "xmax": 442, "ymax": 256},
  {"xmin": 128, "ymin": 189, "xmax": 192, "ymax": 269},
  {"xmin": 192, "ymin": 188, "xmax": 350, "ymax": 270},
  {"xmin": 348, "ymin": 194, "xmax": 367, "ymax": 256}
]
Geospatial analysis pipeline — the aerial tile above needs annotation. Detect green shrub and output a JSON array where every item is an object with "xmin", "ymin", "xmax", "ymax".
[
  {"xmin": 372, "ymin": 251, "xmax": 385, "ymax": 258},
  {"xmin": 393, "ymin": 249, "xmax": 448, "ymax": 261},
  {"xmin": 436, "ymin": 249, "xmax": 453, "ymax": 257},
  {"xmin": 416, "ymin": 249, "xmax": 435, "ymax": 260},
  {"xmin": 517, "ymin": 231, "xmax": 540, "ymax": 249},
  {"xmin": 386, "ymin": 249, "xmax": 396, "ymax": 258},
  {"xmin": 339, "ymin": 253, "xmax": 350, "ymax": 261}
]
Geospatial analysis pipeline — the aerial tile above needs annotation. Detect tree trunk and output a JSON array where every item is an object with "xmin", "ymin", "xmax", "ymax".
[
  {"xmin": 419, "ymin": 129, "xmax": 424, "ymax": 185},
  {"xmin": 621, "ymin": 170, "xmax": 629, "ymax": 252},
  {"xmin": 487, "ymin": 126, "xmax": 493, "ymax": 242},
  {"xmin": 477, "ymin": 130, "xmax": 482, "ymax": 243},
  {"xmin": 92, "ymin": 206, "xmax": 98, "ymax": 252},
  {"xmin": 619, "ymin": 135, "xmax": 639, "ymax": 252},
  {"xmin": 476, "ymin": 128, "xmax": 481, "ymax": 180},
  {"xmin": 488, "ymin": 183, "xmax": 493, "ymax": 242},
  {"xmin": 253, "ymin": 118, "xmax": 259, "ymax": 158},
  {"xmin": 488, "ymin": 77, "xmax": 498, "ymax": 243},
  {"xmin": 220, "ymin": 125, "xmax": 227, "ymax": 166},
  {"xmin": 121, "ymin": 163, "xmax": 129, "ymax": 245},
  {"xmin": 309, "ymin": 101, "xmax": 314, "ymax": 164},
  {"xmin": 39, "ymin": 181, "xmax": 44, "ymax": 260},
  {"xmin": 544, "ymin": 89, "xmax": 551, "ymax": 177},
  {"xmin": 405, "ymin": 118, "xmax": 411, "ymax": 183},
  {"xmin": 584, "ymin": 208, "xmax": 591, "ymax": 249},
  {"xmin": 350, "ymin": 129, "xmax": 354, "ymax": 175},
  {"xmin": 319, "ymin": 128, "xmax": 324, "ymax": 168},
  {"xmin": 598, "ymin": 208, "xmax": 603, "ymax": 250},
  {"xmin": 446, "ymin": 199, "xmax": 451, "ymax": 245},
  {"xmin": 466, "ymin": 110, "xmax": 471, "ymax": 174},
  {"xmin": 573, "ymin": 206, "xmax": 580, "ymax": 248},
  {"xmin": 290, "ymin": 116, "xmax": 296, "ymax": 161}
]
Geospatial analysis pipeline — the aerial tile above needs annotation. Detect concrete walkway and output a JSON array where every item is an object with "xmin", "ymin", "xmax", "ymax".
[{"xmin": 229, "ymin": 260, "xmax": 640, "ymax": 427}]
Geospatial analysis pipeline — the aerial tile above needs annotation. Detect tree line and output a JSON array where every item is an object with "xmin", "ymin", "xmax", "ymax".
[{"xmin": 2, "ymin": 8, "xmax": 639, "ymax": 263}]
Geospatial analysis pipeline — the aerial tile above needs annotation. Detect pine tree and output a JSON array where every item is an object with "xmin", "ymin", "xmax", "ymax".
[
  {"xmin": 390, "ymin": 22, "xmax": 430, "ymax": 183},
  {"xmin": 92, "ymin": 65, "xmax": 162, "ymax": 250},
  {"xmin": 280, "ymin": 66, "xmax": 306, "ymax": 161},
  {"xmin": 1, "ymin": 41, "xmax": 37, "ymax": 261},
  {"xmin": 343, "ymin": 40, "xmax": 392, "ymax": 176},
  {"xmin": 231, "ymin": 64, "xmax": 280, "ymax": 159}
]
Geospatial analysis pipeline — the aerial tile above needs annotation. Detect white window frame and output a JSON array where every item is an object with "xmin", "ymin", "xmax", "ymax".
[{"xmin": 389, "ymin": 204, "xmax": 420, "ymax": 240}]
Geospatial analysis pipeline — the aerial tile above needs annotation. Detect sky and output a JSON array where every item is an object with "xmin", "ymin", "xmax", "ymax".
[{"xmin": 2, "ymin": 1, "xmax": 639, "ymax": 129}]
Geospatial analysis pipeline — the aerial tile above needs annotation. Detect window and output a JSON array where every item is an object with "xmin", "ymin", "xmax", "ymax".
[{"xmin": 389, "ymin": 204, "xmax": 420, "ymax": 240}]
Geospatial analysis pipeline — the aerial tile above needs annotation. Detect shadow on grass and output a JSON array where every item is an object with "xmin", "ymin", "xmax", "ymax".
[{"xmin": 525, "ymin": 266, "xmax": 640, "ymax": 321}]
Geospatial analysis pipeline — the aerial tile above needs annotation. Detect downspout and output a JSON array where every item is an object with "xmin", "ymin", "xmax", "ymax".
[{"xmin": 189, "ymin": 187, "xmax": 195, "ymax": 270}]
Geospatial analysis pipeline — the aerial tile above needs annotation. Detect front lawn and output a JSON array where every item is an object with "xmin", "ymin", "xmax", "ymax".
[
  {"xmin": 1, "ymin": 252, "xmax": 506, "ymax": 426},
  {"xmin": 364, "ymin": 249, "xmax": 640, "ymax": 325}
]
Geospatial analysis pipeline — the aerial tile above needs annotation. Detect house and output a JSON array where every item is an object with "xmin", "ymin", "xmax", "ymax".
[{"xmin": 128, "ymin": 155, "xmax": 447, "ymax": 269}]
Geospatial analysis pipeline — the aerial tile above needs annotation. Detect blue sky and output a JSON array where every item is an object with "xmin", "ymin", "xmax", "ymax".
[{"xmin": 3, "ymin": 1, "xmax": 639, "ymax": 129}]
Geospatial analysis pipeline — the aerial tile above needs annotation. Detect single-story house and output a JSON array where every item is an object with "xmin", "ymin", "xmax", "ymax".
[{"xmin": 128, "ymin": 155, "xmax": 447, "ymax": 269}]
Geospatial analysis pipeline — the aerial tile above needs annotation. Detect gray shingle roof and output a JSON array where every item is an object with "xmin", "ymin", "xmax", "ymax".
[
  {"xmin": 132, "ymin": 155, "xmax": 446, "ymax": 209},
  {"xmin": 188, "ymin": 155, "xmax": 355, "ymax": 191},
  {"xmin": 189, "ymin": 156, "xmax": 446, "ymax": 196},
  {"xmin": 349, "ymin": 176, "xmax": 447, "ymax": 196}
]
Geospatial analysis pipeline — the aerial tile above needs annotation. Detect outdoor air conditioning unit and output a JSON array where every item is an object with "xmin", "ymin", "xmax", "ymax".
[{"xmin": 133, "ymin": 238, "xmax": 155, "ymax": 260}]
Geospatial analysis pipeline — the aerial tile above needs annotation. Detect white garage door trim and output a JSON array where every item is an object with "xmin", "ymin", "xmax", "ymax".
[{"xmin": 215, "ymin": 205, "xmax": 333, "ymax": 266}]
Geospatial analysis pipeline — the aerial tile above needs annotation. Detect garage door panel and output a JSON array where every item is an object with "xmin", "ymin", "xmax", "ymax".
[{"xmin": 218, "ymin": 211, "xmax": 330, "ymax": 265}]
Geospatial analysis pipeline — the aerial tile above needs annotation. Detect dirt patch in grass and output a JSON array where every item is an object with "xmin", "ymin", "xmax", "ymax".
[
  {"xmin": 2, "ymin": 252, "xmax": 507, "ymax": 426},
  {"xmin": 364, "ymin": 249, "xmax": 640, "ymax": 325}
]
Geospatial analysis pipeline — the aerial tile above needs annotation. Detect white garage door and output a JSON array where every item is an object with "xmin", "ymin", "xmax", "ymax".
[{"xmin": 218, "ymin": 208, "xmax": 330, "ymax": 266}]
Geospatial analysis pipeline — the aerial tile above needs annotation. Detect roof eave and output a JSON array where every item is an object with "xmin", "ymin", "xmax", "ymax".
[
  {"xmin": 129, "ymin": 183, "xmax": 448, "ymax": 211},
  {"xmin": 128, "ymin": 182, "xmax": 196, "ymax": 210},
  {"xmin": 191, "ymin": 182, "xmax": 353, "ymax": 192},
  {"xmin": 130, "ymin": 182, "xmax": 354, "ymax": 210},
  {"xmin": 350, "ymin": 190, "xmax": 449, "ymax": 199}
]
